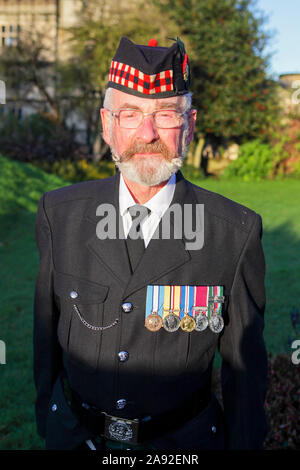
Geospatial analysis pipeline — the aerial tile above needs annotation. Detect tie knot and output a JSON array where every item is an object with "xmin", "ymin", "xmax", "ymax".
[{"xmin": 128, "ymin": 205, "xmax": 150, "ymax": 223}]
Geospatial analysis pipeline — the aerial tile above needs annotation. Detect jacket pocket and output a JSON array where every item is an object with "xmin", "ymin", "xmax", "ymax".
[{"xmin": 54, "ymin": 271, "xmax": 109, "ymax": 372}]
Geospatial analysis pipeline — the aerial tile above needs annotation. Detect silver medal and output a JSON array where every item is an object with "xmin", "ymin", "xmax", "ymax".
[
  {"xmin": 163, "ymin": 313, "xmax": 181, "ymax": 332},
  {"xmin": 195, "ymin": 313, "xmax": 209, "ymax": 331},
  {"xmin": 209, "ymin": 314, "xmax": 224, "ymax": 333}
]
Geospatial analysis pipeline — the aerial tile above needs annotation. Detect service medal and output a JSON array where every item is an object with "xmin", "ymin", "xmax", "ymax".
[
  {"xmin": 163, "ymin": 313, "xmax": 181, "ymax": 332},
  {"xmin": 180, "ymin": 314, "xmax": 196, "ymax": 332},
  {"xmin": 162, "ymin": 286, "xmax": 181, "ymax": 332},
  {"xmin": 192, "ymin": 305, "xmax": 208, "ymax": 332},
  {"xmin": 145, "ymin": 285, "xmax": 164, "ymax": 332},
  {"xmin": 145, "ymin": 312, "xmax": 163, "ymax": 332},
  {"xmin": 209, "ymin": 314, "xmax": 224, "ymax": 334},
  {"xmin": 195, "ymin": 313, "xmax": 209, "ymax": 331}
]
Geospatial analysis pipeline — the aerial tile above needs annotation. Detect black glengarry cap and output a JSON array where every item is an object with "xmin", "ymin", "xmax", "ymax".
[{"xmin": 107, "ymin": 36, "xmax": 190, "ymax": 99}]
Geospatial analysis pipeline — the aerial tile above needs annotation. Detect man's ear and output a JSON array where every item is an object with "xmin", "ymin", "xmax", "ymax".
[
  {"xmin": 100, "ymin": 108, "xmax": 111, "ymax": 145},
  {"xmin": 186, "ymin": 109, "xmax": 197, "ymax": 146}
]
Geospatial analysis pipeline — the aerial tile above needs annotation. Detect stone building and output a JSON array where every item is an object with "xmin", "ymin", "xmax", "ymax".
[{"xmin": 0, "ymin": 0, "xmax": 82, "ymax": 60}]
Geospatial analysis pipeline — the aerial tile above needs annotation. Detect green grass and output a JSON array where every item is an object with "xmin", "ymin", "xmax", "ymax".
[{"xmin": 0, "ymin": 154, "xmax": 299, "ymax": 449}]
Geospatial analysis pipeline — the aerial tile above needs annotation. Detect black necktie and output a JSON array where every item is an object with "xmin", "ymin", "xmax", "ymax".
[{"xmin": 126, "ymin": 205, "xmax": 150, "ymax": 272}]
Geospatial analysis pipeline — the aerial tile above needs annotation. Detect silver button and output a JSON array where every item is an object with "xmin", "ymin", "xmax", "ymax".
[
  {"xmin": 51, "ymin": 404, "xmax": 57, "ymax": 412},
  {"xmin": 118, "ymin": 351, "xmax": 129, "ymax": 362},
  {"xmin": 116, "ymin": 398, "xmax": 127, "ymax": 409},
  {"xmin": 70, "ymin": 291, "xmax": 78, "ymax": 299},
  {"xmin": 122, "ymin": 302, "xmax": 133, "ymax": 313},
  {"xmin": 81, "ymin": 402, "xmax": 90, "ymax": 410},
  {"xmin": 211, "ymin": 425, "xmax": 217, "ymax": 433}
]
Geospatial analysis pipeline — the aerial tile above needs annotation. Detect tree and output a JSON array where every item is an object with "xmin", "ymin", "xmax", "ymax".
[
  {"xmin": 154, "ymin": 0, "xmax": 279, "ymax": 173},
  {"xmin": 0, "ymin": 31, "xmax": 81, "ymax": 163}
]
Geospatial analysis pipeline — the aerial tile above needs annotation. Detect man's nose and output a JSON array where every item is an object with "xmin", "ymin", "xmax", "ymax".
[{"xmin": 134, "ymin": 115, "xmax": 159, "ymax": 142}]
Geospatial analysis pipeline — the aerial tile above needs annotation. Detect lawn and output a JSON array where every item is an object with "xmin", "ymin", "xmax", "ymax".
[{"xmin": 0, "ymin": 154, "xmax": 299, "ymax": 449}]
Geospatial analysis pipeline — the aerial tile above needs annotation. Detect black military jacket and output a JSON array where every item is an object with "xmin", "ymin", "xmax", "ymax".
[{"xmin": 33, "ymin": 171, "xmax": 268, "ymax": 450}]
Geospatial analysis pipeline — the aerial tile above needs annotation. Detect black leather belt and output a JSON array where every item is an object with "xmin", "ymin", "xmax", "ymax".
[{"xmin": 69, "ymin": 386, "xmax": 211, "ymax": 445}]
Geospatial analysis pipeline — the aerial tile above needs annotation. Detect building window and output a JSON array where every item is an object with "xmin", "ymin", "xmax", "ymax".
[{"xmin": 1, "ymin": 25, "xmax": 21, "ymax": 48}]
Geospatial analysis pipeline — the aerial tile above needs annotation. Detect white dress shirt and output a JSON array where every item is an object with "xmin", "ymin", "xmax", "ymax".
[{"xmin": 119, "ymin": 172, "xmax": 176, "ymax": 247}]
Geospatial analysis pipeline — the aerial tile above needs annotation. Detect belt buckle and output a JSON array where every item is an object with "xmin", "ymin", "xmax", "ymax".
[{"xmin": 102, "ymin": 412, "xmax": 139, "ymax": 445}]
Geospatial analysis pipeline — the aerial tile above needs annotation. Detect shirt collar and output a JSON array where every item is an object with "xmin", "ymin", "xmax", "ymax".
[{"xmin": 119, "ymin": 172, "xmax": 176, "ymax": 217}]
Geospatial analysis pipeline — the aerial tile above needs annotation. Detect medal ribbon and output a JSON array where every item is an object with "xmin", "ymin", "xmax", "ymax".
[
  {"xmin": 163, "ymin": 285, "xmax": 171, "ymax": 319},
  {"xmin": 192, "ymin": 286, "xmax": 197, "ymax": 317},
  {"xmin": 145, "ymin": 285, "xmax": 153, "ymax": 319},
  {"xmin": 183, "ymin": 286, "xmax": 194, "ymax": 317},
  {"xmin": 153, "ymin": 285, "xmax": 159, "ymax": 313},
  {"xmin": 158, "ymin": 285, "xmax": 165, "ymax": 317},
  {"xmin": 214, "ymin": 286, "xmax": 223, "ymax": 314},
  {"xmin": 194, "ymin": 286, "xmax": 208, "ymax": 317},
  {"xmin": 208, "ymin": 285, "xmax": 213, "ymax": 319},
  {"xmin": 179, "ymin": 285, "xmax": 185, "ymax": 319},
  {"xmin": 172, "ymin": 286, "xmax": 181, "ymax": 318},
  {"xmin": 145, "ymin": 285, "xmax": 164, "ymax": 319},
  {"xmin": 183, "ymin": 286, "xmax": 189, "ymax": 316}
]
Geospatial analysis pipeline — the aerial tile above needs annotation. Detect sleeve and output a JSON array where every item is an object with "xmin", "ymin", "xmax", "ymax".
[
  {"xmin": 33, "ymin": 193, "xmax": 62, "ymax": 438},
  {"xmin": 218, "ymin": 213, "xmax": 268, "ymax": 449}
]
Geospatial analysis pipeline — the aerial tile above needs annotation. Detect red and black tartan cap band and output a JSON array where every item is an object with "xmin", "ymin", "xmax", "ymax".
[{"xmin": 107, "ymin": 36, "xmax": 190, "ymax": 99}]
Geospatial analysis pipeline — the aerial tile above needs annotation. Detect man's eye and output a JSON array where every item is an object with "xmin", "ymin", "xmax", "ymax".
[
  {"xmin": 121, "ymin": 110, "xmax": 139, "ymax": 119},
  {"xmin": 157, "ymin": 111, "xmax": 176, "ymax": 118}
]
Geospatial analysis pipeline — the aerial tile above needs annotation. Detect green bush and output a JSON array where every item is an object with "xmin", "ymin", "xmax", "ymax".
[
  {"xmin": 290, "ymin": 159, "xmax": 300, "ymax": 178},
  {"xmin": 35, "ymin": 158, "xmax": 115, "ymax": 183},
  {"xmin": 181, "ymin": 163, "xmax": 206, "ymax": 181},
  {"xmin": 0, "ymin": 112, "xmax": 78, "ymax": 163},
  {"xmin": 222, "ymin": 138, "xmax": 290, "ymax": 181},
  {"xmin": 222, "ymin": 140, "xmax": 275, "ymax": 181}
]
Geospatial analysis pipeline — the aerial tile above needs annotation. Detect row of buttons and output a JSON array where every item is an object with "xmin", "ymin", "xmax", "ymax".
[
  {"xmin": 114, "ymin": 303, "xmax": 132, "ymax": 406},
  {"xmin": 117, "ymin": 304, "xmax": 133, "ymax": 406},
  {"xmin": 117, "ymin": 304, "xmax": 130, "ymax": 406}
]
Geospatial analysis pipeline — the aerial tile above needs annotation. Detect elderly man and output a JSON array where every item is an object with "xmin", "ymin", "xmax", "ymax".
[{"xmin": 33, "ymin": 37, "xmax": 268, "ymax": 451}]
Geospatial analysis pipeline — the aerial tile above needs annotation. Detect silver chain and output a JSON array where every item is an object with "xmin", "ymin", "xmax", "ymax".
[{"xmin": 73, "ymin": 304, "xmax": 119, "ymax": 331}]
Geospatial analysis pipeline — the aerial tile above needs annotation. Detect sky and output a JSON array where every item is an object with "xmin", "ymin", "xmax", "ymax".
[{"xmin": 254, "ymin": 0, "xmax": 300, "ymax": 77}]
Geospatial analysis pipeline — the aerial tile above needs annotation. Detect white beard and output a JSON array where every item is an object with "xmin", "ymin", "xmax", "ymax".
[
  {"xmin": 109, "ymin": 127, "xmax": 189, "ymax": 187},
  {"xmin": 112, "ymin": 152, "xmax": 183, "ymax": 186}
]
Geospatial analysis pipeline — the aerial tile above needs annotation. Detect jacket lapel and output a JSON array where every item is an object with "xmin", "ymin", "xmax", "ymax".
[{"xmin": 84, "ymin": 172, "xmax": 132, "ymax": 287}]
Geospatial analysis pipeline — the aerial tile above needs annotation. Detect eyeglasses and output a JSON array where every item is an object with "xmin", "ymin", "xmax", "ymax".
[{"xmin": 107, "ymin": 108, "xmax": 186, "ymax": 129}]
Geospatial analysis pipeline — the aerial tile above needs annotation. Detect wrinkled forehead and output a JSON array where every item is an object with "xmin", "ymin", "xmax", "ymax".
[{"xmin": 111, "ymin": 88, "xmax": 184, "ymax": 111}]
